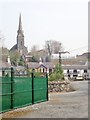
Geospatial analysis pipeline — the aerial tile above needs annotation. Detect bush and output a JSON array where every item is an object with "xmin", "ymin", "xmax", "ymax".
[
  {"xmin": 49, "ymin": 73, "xmax": 57, "ymax": 81},
  {"xmin": 34, "ymin": 72, "xmax": 41, "ymax": 77},
  {"xmin": 49, "ymin": 64, "xmax": 64, "ymax": 81},
  {"xmin": 49, "ymin": 73, "xmax": 64, "ymax": 81}
]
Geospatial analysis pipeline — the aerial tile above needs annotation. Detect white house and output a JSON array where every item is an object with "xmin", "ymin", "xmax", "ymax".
[{"xmin": 62, "ymin": 61, "xmax": 90, "ymax": 80}]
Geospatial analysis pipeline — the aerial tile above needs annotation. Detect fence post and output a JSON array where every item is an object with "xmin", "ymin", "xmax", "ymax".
[
  {"xmin": 11, "ymin": 67, "xmax": 14, "ymax": 109},
  {"xmin": 31, "ymin": 72, "xmax": 34, "ymax": 104},
  {"xmin": 46, "ymin": 73, "xmax": 48, "ymax": 101}
]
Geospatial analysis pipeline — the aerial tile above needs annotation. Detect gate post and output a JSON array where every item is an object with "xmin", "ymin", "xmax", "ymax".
[
  {"xmin": 11, "ymin": 67, "xmax": 14, "ymax": 109},
  {"xmin": 31, "ymin": 72, "xmax": 34, "ymax": 104}
]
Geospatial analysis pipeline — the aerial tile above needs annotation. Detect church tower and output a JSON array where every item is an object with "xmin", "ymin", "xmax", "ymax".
[
  {"xmin": 10, "ymin": 14, "xmax": 28, "ymax": 56},
  {"xmin": 17, "ymin": 13, "xmax": 24, "ymax": 55}
]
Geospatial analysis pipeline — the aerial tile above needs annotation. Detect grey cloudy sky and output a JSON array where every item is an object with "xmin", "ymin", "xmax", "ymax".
[{"xmin": 0, "ymin": 0, "xmax": 88, "ymax": 56}]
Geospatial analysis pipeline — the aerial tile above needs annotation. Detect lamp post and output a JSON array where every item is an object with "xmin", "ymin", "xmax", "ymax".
[{"xmin": 59, "ymin": 51, "xmax": 70, "ymax": 67}]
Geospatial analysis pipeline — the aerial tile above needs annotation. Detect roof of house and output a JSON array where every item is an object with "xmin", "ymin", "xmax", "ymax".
[
  {"xmin": 27, "ymin": 62, "xmax": 55, "ymax": 69},
  {"xmin": 62, "ymin": 61, "xmax": 90, "ymax": 70},
  {"xmin": 62, "ymin": 65, "xmax": 88, "ymax": 70},
  {"xmin": 77, "ymin": 52, "xmax": 90, "ymax": 59},
  {"xmin": 27, "ymin": 62, "xmax": 39, "ymax": 69},
  {"xmin": 42, "ymin": 62, "xmax": 55, "ymax": 69},
  {"xmin": 37, "ymin": 64, "xmax": 47, "ymax": 69}
]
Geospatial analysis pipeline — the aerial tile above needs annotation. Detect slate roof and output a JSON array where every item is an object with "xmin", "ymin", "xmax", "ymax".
[
  {"xmin": 77, "ymin": 52, "xmax": 90, "ymax": 59},
  {"xmin": 10, "ymin": 44, "xmax": 17, "ymax": 51},
  {"xmin": 42, "ymin": 62, "xmax": 55, "ymax": 69},
  {"xmin": 27, "ymin": 62, "xmax": 55, "ymax": 69},
  {"xmin": 62, "ymin": 61, "xmax": 90, "ymax": 70},
  {"xmin": 62, "ymin": 65, "xmax": 88, "ymax": 70},
  {"xmin": 27, "ymin": 62, "xmax": 39, "ymax": 69}
]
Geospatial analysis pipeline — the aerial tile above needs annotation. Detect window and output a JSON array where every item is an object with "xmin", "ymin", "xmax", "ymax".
[
  {"xmin": 43, "ymin": 68, "xmax": 44, "ymax": 73},
  {"xmin": 68, "ymin": 74, "xmax": 70, "ymax": 77},
  {"xmin": 84, "ymin": 69, "xmax": 87, "ymax": 73},
  {"xmin": 73, "ymin": 69, "xmax": 77, "ymax": 73},
  {"xmin": 67, "ymin": 70, "xmax": 69, "ymax": 73}
]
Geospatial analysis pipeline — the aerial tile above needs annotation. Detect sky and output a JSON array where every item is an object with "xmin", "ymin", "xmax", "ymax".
[{"xmin": 0, "ymin": 0, "xmax": 88, "ymax": 56}]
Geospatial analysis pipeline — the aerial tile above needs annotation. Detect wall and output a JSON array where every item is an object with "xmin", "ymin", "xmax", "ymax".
[{"xmin": 48, "ymin": 81, "xmax": 75, "ymax": 92}]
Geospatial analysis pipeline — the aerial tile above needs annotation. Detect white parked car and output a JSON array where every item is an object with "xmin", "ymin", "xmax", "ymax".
[{"xmin": 76, "ymin": 76, "xmax": 84, "ymax": 81}]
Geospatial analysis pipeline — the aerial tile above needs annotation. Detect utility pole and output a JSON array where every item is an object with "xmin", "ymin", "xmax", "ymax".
[
  {"xmin": 59, "ymin": 51, "xmax": 70, "ymax": 69},
  {"xmin": 59, "ymin": 52, "xmax": 61, "ymax": 69}
]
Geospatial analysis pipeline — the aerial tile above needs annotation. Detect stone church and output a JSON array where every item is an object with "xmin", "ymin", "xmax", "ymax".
[{"xmin": 10, "ymin": 14, "xmax": 28, "ymax": 55}]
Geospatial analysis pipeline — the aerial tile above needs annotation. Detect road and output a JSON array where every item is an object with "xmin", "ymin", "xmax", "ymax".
[{"xmin": 3, "ymin": 80, "xmax": 88, "ymax": 118}]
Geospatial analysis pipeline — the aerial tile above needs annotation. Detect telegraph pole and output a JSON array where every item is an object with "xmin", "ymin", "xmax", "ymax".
[
  {"xmin": 59, "ymin": 52, "xmax": 61, "ymax": 69},
  {"xmin": 59, "ymin": 51, "xmax": 70, "ymax": 69}
]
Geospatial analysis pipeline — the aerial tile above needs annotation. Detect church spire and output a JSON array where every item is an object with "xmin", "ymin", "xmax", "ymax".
[{"xmin": 17, "ymin": 13, "xmax": 23, "ymax": 35}]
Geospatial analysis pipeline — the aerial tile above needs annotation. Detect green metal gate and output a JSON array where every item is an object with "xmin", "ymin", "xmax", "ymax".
[
  {"xmin": 0, "ymin": 68, "xmax": 12, "ymax": 112},
  {"xmin": 33, "ymin": 77, "xmax": 48, "ymax": 104},
  {"xmin": 0, "ymin": 67, "xmax": 48, "ymax": 113}
]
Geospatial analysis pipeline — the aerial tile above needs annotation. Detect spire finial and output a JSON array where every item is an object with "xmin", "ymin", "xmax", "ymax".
[
  {"xmin": 18, "ymin": 13, "xmax": 22, "ymax": 31},
  {"xmin": 17, "ymin": 13, "xmax": 24, "ymax": 35}
]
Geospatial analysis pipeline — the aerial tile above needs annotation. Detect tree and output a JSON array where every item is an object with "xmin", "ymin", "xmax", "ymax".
[
  {"xmin": 45, "ymin": 55, "xmax": 51, "ymax": 62},
  {"xmin": 45, "ymin": 40, "xmax": 63, "ymax": 56},
  {"xmin": 31, "ymin": 56, "xmax": 39, "ymax": 62},
  {"xmin": 30, "ymin": 45, "xmax": 48, "ymax": 62},
  {"xmin": 18, "ymin": 56, "xmax": 25, "ymax": 66},
  {"xmin": 49, "ymin": 64, "xmax": 64, "ymax": 81},
  {"xmin": 55, "ymin": 64, "xmax": 63, "ymax": 75},
  {"xmin": 9, "ymin": 50, "xmax": 20, "ymax": 66},
  {"xmin": 30, "ymin": 45, "xmax": 39, "ymax": 62},
  {"xmin": 0, "ymin": 32, "xmax": 5, "ymax": 48},
  {"xmin": 0, "ymin": 32, "xmax": 7, "ymax": 61},
  {"xmin": 30, "ymin": 45, "xmax": 39, "ymax": 56},
  {"xmin": 1, "ymin": 47, "xmax": 9, "ymax": 62}
]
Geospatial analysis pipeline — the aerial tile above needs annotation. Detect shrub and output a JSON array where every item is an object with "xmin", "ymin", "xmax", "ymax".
[
  {"xmin": 49, "ymin": 73, "xmax": 57, "ymax": 81},
  {"xmin": 49, "ymin": 64, "xmax": 64, "ymax": 81},
  {"xmin": 34, "ymin": 72, "xmax": 41, "ymax": 77}
]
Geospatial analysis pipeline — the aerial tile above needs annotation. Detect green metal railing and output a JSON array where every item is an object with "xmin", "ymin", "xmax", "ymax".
[{"xmin": 0, "ymin": 67, "xmax": 48, "ymax": 113}]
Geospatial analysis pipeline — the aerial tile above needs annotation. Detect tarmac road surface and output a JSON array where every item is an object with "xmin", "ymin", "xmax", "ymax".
[{"xmin": 3, "ymin": 80, "xmax": 88, "ymax": 118}]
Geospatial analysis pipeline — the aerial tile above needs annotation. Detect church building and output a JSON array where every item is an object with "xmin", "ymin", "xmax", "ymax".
[{"xmin": 10, "ymin": 14, "xmax": 28, "ymax": 55}]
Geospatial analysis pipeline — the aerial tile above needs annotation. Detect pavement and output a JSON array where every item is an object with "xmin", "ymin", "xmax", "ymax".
[{"xmin": 2, "ymin": 80, "xmax": 88, "ymax": 118}]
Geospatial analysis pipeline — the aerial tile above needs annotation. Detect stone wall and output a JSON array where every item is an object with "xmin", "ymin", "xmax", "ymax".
[{"xmin": 48, "ymin": 81, "xmax": 75, "ymax": 92}]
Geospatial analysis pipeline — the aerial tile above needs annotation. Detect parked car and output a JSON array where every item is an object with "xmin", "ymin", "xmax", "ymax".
[{"xmin": 75, "ymin": 76, "xmax": 84, "ymax": 81}]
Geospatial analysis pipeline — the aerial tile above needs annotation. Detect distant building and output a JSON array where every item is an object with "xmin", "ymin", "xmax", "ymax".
[
  {"xmin": 76, "ymin": 52, "xmax": 90, "ymax": 59},
  {"xmin": 26, "ymin": 61, "xmax": 55, "ymax": 75},
  {"xmin": 62, "ymin": 61, "xmax": 90, "ymax": 80},
  {"xmin": 10, "ymin": 14, "xmax": 28, "ymax": 55},
  {"xmin": 0, "ymin": 57, "xmax": 11, "ymax": 77}
]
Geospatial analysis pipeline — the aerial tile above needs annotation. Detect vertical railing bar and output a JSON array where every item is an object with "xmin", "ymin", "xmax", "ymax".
[
  {"xmin": 31, "ymin": 72, "xmax": 34, "ymax": 104},
  {"xmin": 11, "ymin": 67, "xmax": 14, "ymax": 109},
  {"xmin": 46, "ymin": 72, "xmax": 48, "ymax": 101}
]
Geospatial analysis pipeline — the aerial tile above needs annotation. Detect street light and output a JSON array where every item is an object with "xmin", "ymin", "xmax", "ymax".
[{"xmin": 59, "ymin": 51, "xmax": 70, "ymax": 67}]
